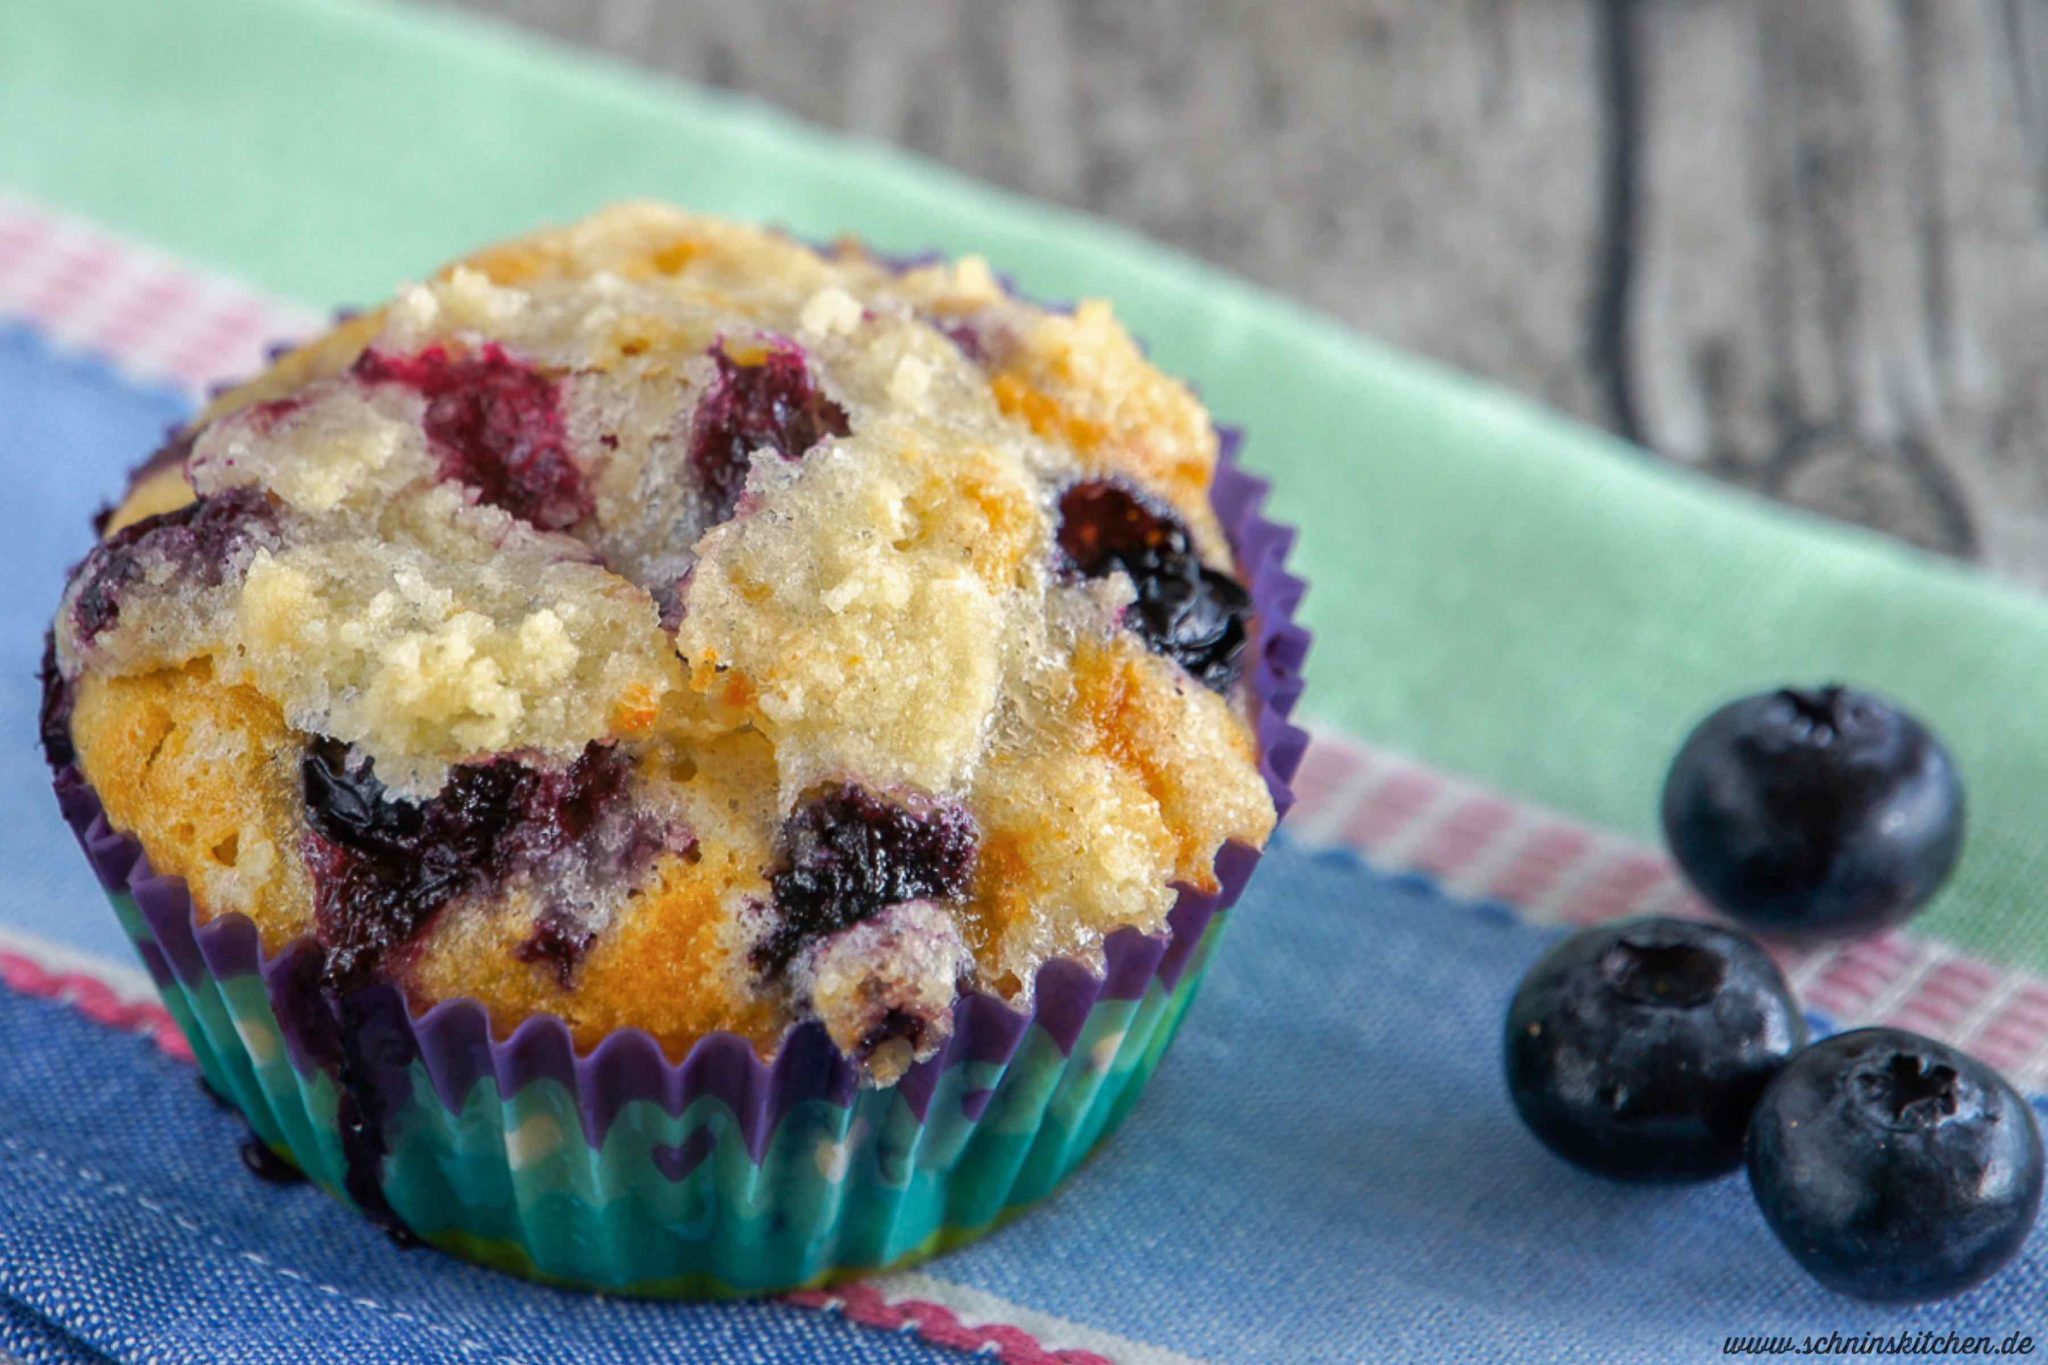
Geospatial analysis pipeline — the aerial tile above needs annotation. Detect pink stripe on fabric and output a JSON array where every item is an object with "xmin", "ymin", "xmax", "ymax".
[
  {"xmin": 1485, "ymin": 824, "xmax": 1595, "ymax": 907},
  {"xmin": 1339, "ymin": 768, "xmax": 1446, "ymax": 848},
  {"xmin": 1284, "ymin": 738, "xmax": 1375, "ymax": 822},
  {"xmin": 1408, "ymin": 795, "xmax": 1516, "ymax": 879},
  {"xmin": 0, "ymin": 214, "xmax": 51, "ymax": 254},
  {"xmin": 164, "ymin": 298, "xmax": 270, "ymax": 382},
  {"xmin": 18, "ymin": 245, "xmax": 119, "ymax": 326},
  {"xmin": 0, "ymin": 220, "xmax": 56, "ymax": 290},
  {"xmin": 1970, "ymin": 985, "xmax": 2048, "ymax": 1071},
  {"xmin": 1918, "ymin": 962, "xmax": 1996, "ymax": 1006},
  {"xmin": 1560, "ymin": 851, "xmax": 1670, "ymax": 926},
  {"xmin": 1843, "ymin": 936, "xmax": 1916, "ymax": 970},
  {"xmin": 1994, "ymin": 987, "xmax": 2048, "ymax": 1033},
  {"xmin": 0, "ymin": 195, "xmax": 319, "ymax": 395},
  {"xmin": 0, "ymin": 948, "xmax": 192, "ymax": 1062},
  {"xmin": 1889, "ymin": 1000, "xmax": 1962, "ymax": 1033},
  {"xmin": 1811, "ymin": 959, "xmax": 1895, "ymax": 1007},
  {"xmin": 1886, "ymin": 961, "xmax": 1998, "ymax": 1035},
  {"xmin": 785, "ymin": 1285, "xmax": 1113, "ymax": 1365},
  {"xmin": 90, "ymin": 274, "xmax": 196, "ymax": 354}
]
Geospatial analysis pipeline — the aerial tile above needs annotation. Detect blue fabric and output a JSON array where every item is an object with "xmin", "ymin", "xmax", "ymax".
[
  {"xmin": 0, "ymin": 325, "xmax": 188, "ymax": 967},
  {"xmin": 0, "ymin": 1298, "xmax": 117, "ymax": 1365},
  {"xmin": 6, "ymin": 294, "xmax": 2048, "ymax": 1365}
]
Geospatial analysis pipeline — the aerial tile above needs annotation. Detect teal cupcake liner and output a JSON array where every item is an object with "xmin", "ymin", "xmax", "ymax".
[
  {"xmin": 47, "ymin": 440, "xmax": 1308, "ymax": 1297},
  {"xmin": 82, "ymin": 873, "xmax": 1231, "ymax": 1295}
]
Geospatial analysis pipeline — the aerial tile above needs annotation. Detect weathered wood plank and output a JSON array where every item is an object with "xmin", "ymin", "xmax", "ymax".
[
  {"xmin": 422, "ymin": 0, "xmax": 2048, "ymax": 583},
  {"xmin": 1629, "ymin": 0, "xmax": 2048, "ymax": 567}
]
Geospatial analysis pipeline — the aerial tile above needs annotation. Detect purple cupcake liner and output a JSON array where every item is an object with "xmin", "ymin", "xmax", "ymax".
[{"xmin": 49, "ymin": 430, "xmax": 1310, "ymax": 1193}]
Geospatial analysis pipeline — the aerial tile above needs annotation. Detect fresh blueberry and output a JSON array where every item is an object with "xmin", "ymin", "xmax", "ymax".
[
  {"xmin": 1747, "ymin": 1028, "xmax": 2042, "ymax": 1302},
  {"xmin": 1661, "ymin": 686, "xmax": 1964, "ymax": 938},
  {"xmin": 1505, "ymin": 916, "xmax": 1805, "ymax": 1181}
]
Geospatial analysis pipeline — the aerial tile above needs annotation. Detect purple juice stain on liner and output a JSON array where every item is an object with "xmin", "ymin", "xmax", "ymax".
[
  {"xmin": 651, "ymin": 1127, "xmax": 719, "ymax": 1183},
  {"xmin": 262, "ymin": 939, "xmax": 421, "ymax": 1242},
  {"xmin": 46, "ymin": 413, "xmax": 1306, "ymax": 1241}
]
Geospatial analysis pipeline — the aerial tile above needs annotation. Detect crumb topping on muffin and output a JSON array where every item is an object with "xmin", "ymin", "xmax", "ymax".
[{"xmin": 49, "ymin": 204, "xmax": 1275, "ymax": 1082}]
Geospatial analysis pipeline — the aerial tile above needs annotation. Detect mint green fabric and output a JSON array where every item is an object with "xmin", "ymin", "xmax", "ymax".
[{"xmin": 5, "ymin": 0, "xmax": 2046, "ymax": 970}]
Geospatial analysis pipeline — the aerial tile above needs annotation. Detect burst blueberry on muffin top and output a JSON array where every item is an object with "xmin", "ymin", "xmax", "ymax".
[{"xmin": 46, "ymin": 204, "xmax": 1276, "ymax": 1082}]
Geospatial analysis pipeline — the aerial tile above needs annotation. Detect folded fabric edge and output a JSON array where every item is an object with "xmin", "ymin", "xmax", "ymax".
[{"xmin": 0, "ymin": 1291, "xmax": 121, "ymax": 1365}]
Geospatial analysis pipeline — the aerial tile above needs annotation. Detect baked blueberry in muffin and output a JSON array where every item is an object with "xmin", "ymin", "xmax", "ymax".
[{"xmin": 46, "ymin": 204, "xmax": 1277, "ymax": 1085}]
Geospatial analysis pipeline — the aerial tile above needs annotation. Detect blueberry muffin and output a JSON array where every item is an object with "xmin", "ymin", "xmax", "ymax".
[{"xmin": 46, "ymin": 203, "xmax": 1278, "ymax": 1089}]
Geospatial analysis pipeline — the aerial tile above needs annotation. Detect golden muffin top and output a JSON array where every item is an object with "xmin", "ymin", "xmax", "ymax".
[{"xmin": 48, "ymin": 204, "xmax": 1275, "ymax": 1082}]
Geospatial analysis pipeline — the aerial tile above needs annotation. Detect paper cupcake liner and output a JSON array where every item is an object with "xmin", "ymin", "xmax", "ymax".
[{"xmin": 47, "ymin": 438, "xmax": 1309, "ymax": 1297}]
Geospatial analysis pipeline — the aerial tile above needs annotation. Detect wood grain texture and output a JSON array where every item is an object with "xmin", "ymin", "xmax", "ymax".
[{"xmin": 419, "ymin": 0, "xmax": 2048, "ymax": 582}]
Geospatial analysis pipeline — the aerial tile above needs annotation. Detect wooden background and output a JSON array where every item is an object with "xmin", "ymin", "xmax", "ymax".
[{"xmin": 421, "ymin": 0, "xmax": 2048, "ymax": 585}]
